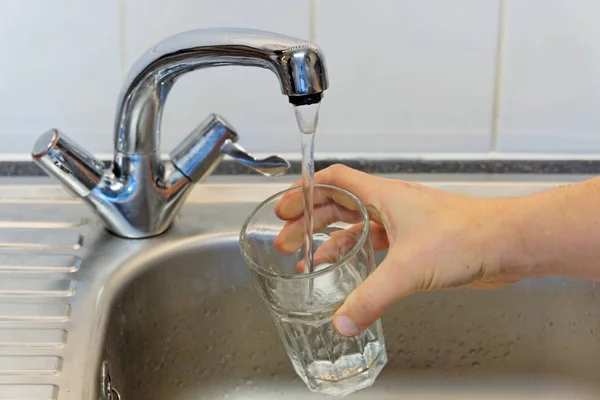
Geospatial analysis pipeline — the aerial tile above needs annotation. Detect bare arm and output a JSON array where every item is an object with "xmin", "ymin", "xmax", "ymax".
[{"xmin": 505, "ymin": 176, "xmax": 600, "ymax": 281}]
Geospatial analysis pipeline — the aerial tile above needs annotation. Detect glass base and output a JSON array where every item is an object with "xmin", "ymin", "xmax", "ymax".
[{"xmin": 298, "ymin": 344, "xmax": 388, "ymax": 397}]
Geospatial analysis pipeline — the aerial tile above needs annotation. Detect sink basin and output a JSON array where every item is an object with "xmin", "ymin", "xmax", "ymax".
[
  {"xmin": 102, "ymin": 233, "xmax": 600, "ymax": 399},
  {"xmin": 8, "ymin": 176, "xmax": 599, "ymax": 399}
]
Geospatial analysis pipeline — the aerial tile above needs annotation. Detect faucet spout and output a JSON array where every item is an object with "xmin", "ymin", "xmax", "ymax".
[{"xmin": 115, "ymin": 27, "xmax": 329, "ymax": 155}]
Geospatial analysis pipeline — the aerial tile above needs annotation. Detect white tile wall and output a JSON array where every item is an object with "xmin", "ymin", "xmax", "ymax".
[
  {"xmin": 316, "ymin": 0, "xmax": 499, "ymax": 153},
  {"xmin": 1, "ymin": 0, "xmax": 600, "ymax": 158},
  {"xmin": 498, "ymin": 0, "xmax": 600, "ymax": 154},
  {"xmin": 0, "ymin": 0, "xmax": 121, "ymax": 155}
]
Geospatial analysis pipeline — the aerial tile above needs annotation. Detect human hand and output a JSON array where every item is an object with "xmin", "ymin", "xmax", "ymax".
[{"xmin": 273, "ymin": 165, "xmax": 527, "ymax": 337}]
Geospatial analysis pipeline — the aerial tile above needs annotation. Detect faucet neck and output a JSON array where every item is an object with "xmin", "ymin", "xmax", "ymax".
[{"xmin": 113, "ymin": 28, "xmax": 328, "ymax": 156}]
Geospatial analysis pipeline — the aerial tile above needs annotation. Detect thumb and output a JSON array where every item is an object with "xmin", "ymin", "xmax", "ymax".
[{"xmin": 333, "ymin": 251, "xmax": 413, "ymax": 337}]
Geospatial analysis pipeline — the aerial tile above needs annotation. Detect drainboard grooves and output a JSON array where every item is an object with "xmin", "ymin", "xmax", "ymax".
[
  {"xmin": 0, "ymin": 384, "xmax": 57, "ymax": 399},
  {"xmin": 0, "ymin": 199, "xmax": 84, "ymax": 400},
  {"xmin": 0, "ymin": 229, "xmax": 82, "ymax": 250},
  {"xmin": 0, "ymin": 221, "xmax": 82, "ymax": 229},
  {"xmin": 0, "ymin": 329, "xmax": 66, "ymax": 349},
  {"xmin": 0, "ymin": 255, "xmax": 80, "ymax": 273},
  {"xmin": 0, "ymin": 204, "xmax": 82, "ymax": 228},
  {"xmin": 0, "ymin": 280, "xmax": 76, "ymax": 298},
  {"xmin": 0, "ymin": 356, "xmax": 62, "ymax": 375},
  {"xmin": 0, "ymin": 303, "xmax": 70, "ymax": 322}
]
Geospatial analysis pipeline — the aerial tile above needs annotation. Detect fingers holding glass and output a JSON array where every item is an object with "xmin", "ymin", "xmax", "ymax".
[
  {"xmin": 274, "ymin": 201, "xmax": 362, "ymax": 253},
  {"xmin": 293, "ymin": 222, "xmax": 390, "ymax": 272}
]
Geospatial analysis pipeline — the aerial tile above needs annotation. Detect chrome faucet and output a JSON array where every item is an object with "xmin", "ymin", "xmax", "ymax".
[{"xmin": 31, "ymin": 28, "xmax": 328, "ymax": 238}]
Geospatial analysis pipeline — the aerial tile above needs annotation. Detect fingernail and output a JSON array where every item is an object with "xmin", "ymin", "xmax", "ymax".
[{"xmin": 334, "ymin": 315, "xmax": 360, "ymax": 337}]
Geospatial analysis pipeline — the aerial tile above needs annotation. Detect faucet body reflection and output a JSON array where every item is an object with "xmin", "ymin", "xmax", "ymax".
[{"xmin": 32, "ymin": 28, "xmax": 329, "ymax": 238}]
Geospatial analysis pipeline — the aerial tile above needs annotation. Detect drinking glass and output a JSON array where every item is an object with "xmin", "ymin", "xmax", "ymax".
[{"xmin": 239, "ymin": 184, "xmax": 387, "ymax": 396}]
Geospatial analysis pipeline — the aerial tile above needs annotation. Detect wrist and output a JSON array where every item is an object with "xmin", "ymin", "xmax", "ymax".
[{"xmin": 485, "ymin": 197, "xmax": 541, "ymax": 281}]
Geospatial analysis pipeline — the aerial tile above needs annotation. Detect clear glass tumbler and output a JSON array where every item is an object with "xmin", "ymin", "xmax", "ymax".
[{"xmin": 240, "ymin": 184, "xmax": 387, "ymax": 396}]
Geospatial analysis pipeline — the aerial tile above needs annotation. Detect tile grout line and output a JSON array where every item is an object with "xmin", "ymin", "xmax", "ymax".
[
  {"xmin": 117, "ymin": 0, "xmax": 128, "ymax": 78},
  {"xmin": 490, "ymin": 0, "xmax": 507, "ymax": 153},
  {"xmin": 309, "ymin": 0, "xmax": 319, "ymax": 42}
]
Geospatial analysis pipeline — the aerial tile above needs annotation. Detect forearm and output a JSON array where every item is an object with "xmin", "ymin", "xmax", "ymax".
[{"xmin": 504, "ymin": 177, "xmax": 600, "ymax": 281}]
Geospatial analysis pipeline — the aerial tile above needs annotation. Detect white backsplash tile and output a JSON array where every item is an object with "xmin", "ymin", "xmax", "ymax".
[
  {"xmin": 315, "ymin": 0, "xmax": 500, "ymax": 152},
  {"xmin": 123, "ymin": 0, "xmax": 311, "ymax": 155},
  {"xmin": 499, "ymin": 0, "xmax": 600, "ymax": 153},
  {"xmin": 0, "ymin": 0, "xmax": 121, "ymax": 155},
  {"xmin": 1, "ymin": 0, "xmax": 599, "ymax": 158}
]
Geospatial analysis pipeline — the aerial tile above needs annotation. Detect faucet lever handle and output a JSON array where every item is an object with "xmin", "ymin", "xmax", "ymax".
[
  {"xmin": 32, "ymin": 129, "xmax": 105, "ymax": 197},
  {"xmin": 171, "ymin": 113, "xmax": 290, "ymax": 182},
  {"xmin": 220, "ymin": 141, "xmax": 290, "ymax": 177}
]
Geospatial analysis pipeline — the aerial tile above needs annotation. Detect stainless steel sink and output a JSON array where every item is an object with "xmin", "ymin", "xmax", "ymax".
[
  {"xmin": 100, "ymin": 234, "xmax": 600, "ymax": 400},
  {"xmin": 3, "ymin": 175, "xmax": 600, "ymax": 399},
  {"xmin": 98, "ymin": 178, "xmax": 600, "ymax": 400}
]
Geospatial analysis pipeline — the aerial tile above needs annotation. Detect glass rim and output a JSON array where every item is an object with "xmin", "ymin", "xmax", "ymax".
[{"xmin": 239, "ymin": 183, "xmax": 370, "ymax": 280}]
